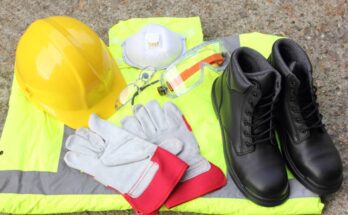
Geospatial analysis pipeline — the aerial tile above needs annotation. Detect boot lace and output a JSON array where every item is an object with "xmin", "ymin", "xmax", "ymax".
[
  {"xmin": 245, "ymin": 87, "xmax": 277, "ymax": 145},
  {"xmin": 297, "ymin": 85, "xmax": 325, "ymax": 131},
  {"xmin": 288, "ymin": 61, "xmax": 325, "ymax": 133}
]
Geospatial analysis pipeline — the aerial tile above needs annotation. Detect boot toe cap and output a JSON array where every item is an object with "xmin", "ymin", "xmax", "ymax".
[
  {"xmin": 305, "ymin": 148, "xmax": 343, "ymax": 188},
  {"xmin": 244, "ymin": 163, "xmax": 289, "ymax": 200}
]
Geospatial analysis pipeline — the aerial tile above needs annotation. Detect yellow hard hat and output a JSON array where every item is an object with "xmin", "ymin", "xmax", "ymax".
[{"xmin": 15, "ymin": 16, "xmax": 126, "ymax": 129}]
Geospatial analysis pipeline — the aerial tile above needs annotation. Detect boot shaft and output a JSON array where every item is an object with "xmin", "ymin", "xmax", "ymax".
[
  {"xmin": 215, "ymin": 47, "xmax": 281, "ymax": 154},
  {"xmin": 269, "ymin": 38, "xmax": 325, "ymax": 143}
]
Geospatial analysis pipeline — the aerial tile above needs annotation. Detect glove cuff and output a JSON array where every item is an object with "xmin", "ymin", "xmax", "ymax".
[
  {"xmin": 124, "ymin": 147, "xmax": 188, "ymax": 214},
  {"xmin": 165, "ymin": 162, "xmax": 226, "ymax": 208}
]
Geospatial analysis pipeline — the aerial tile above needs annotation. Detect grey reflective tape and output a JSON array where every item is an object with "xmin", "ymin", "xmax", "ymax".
[
  {"xmin": 0, "ymin": 125, "xmax": 318, "ymax": 200},
  {"xmin": 220, "ymin": 35, "xmax": 240, "ymax": 54},
  {"xmin": 205, "ymin": 174, "xmax": 245, "ymax": 198},
  {"xmin": 205, "ymin": 174, "xmax": 318, "ymax": 199},
  {"xmin": 0, "ymin": 127, "xmax": 114, "ymax": 195},
  {"xmin": 288, "ymin": 179, "xmax": 318, "ymax": 198}
]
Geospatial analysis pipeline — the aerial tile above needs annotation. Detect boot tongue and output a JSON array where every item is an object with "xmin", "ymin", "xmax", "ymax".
[{"xmin": 244, "ymin": 70, "xmax": 277, "ymax": 96}]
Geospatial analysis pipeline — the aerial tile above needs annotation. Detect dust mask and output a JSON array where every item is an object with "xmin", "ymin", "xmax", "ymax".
[{"xmin": 122, "ymin": 24, "xmax": 186, "ymax": 70}]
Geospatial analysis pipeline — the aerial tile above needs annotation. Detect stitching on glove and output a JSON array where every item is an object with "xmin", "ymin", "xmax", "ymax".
[{"xmin": 128, "ymin": 161, "xmax": 159, "ymax": 198}]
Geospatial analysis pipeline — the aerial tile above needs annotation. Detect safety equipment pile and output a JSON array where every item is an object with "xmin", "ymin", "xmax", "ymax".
[
  {"xmin": 65, "ymin": 101, "xmax": 226, "ymax": 214},
  {"xmin": 0, "ymin": 14, "xmax": 327, "ymax": 214}
]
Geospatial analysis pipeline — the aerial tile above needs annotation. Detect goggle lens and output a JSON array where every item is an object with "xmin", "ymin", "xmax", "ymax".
[{"xmin": 159, "ymin": 41, "xmax": 229, "ymax": 98}]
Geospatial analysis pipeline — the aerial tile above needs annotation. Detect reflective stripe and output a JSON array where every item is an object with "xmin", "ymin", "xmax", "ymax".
[
  {"xmin": 0, "ymin": 127, "xmax": 113, "ymax": 195},
  {"xmin": 221, "ymin": 35, "xmax": 240, "ymax": 54},
  {"xmin": 0, "ymin": 126, "xmax": 317, "ymax": 200},
  {"xmin": 206, "ymin": 175, "xmax": 317, "ymax": 198}
]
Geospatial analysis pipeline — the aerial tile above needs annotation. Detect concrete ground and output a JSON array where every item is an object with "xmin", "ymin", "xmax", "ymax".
[{"xmin": 0, "ymin": 0, "xmax": 347, "ymax": 214}]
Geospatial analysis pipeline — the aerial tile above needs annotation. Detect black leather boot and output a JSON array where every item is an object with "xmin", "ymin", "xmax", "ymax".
[
  {"xmin": 269, "ymin": 38, "xmax": 343, "ymax": 195},
  {"xmin": 212, "ymin": 47, "xmax": 289, "ymax": 206}
]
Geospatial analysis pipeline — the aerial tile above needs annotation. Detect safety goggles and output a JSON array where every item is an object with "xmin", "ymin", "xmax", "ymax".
[
  {"xmin": 116, "ymin": 68, "xmax": 159, "ymax": 109},
  {"xmin": 157, "ymin": 40, "xmax": 230, "ymax": 98}
]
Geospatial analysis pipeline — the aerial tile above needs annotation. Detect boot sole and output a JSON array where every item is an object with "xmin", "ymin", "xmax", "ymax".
[
  {"xmin": 211, "ymin": 78, "xmax": 289, "ymax": 207},
  {"xmin": 278, "ymin": 128, "xmax": 343, "ymax": 195}
]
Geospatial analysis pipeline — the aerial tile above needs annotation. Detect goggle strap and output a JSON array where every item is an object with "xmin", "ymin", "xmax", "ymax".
[{"xmin": 167, "ymin": 53, "xmax": 225, "ymax": 90}]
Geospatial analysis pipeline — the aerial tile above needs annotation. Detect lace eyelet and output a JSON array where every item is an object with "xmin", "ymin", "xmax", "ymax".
[
  {"xmin": 243, "ymin": 120, "xmax": 249, "ymax": 126},
  {"xmin": 252, "ymin": 92, "xmax": 257, "ymax": 97}
]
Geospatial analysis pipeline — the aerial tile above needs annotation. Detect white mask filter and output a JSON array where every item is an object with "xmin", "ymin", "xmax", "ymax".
[{"xmin": 122, "ymin": 24, "xmax": 186, "ymax": 70}]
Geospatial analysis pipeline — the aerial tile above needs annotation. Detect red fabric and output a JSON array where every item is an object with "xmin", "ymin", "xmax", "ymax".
[
  {"xmin": 123, "ymin": 147, "xmax": 188, "ymax": 214},
  {"xmin": 165, "ymin": 162, "xmax": 227, "ymax": 208}
]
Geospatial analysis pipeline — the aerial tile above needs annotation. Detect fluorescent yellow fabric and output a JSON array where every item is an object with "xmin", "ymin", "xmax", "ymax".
[
  {"xmin": 239, "ymin": 32, "xmax": 285, "ymax": 57},
  {"xmin": 167, "ymin": 197, "xmax": 323, "ymax": 214},
  {"xmin": 0, "ymin": 194, "xmax": 130, "ymax": 213},
  {"xmin": 0, "ymin": 194, "xmax": 323, "ymax": 214},
  {"xmin": 0, "ymin": 77, "xmax": 63, "ymax": 171}
]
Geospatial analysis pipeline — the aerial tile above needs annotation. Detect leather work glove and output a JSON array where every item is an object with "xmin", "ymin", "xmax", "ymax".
[
  {"xmin": 64, "ymin": 114, "xmax": 188, "ymax": 214},
  {"xmin": 121, "ymin": 100, "xmax": 227, "ymax": 208}
]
